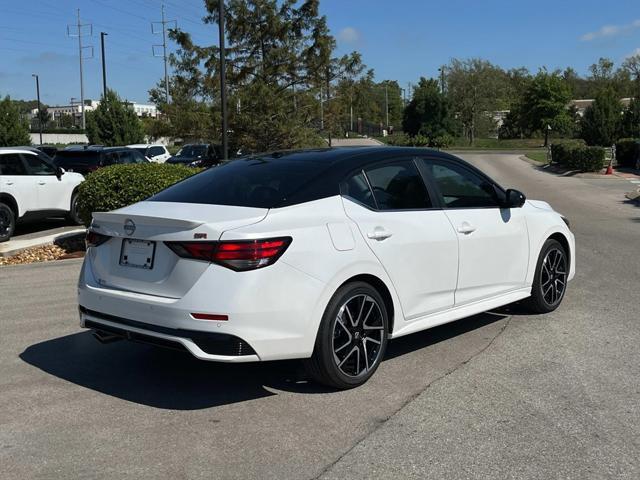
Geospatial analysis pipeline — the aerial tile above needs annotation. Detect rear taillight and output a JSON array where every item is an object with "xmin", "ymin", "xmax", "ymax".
[
  {"xmin": 85, "ymin": 230, "xmax": 110, "ymax": 248},
  {"xmin": 165, "ymin": 237, "xmax": 291, "ymax": 271}
]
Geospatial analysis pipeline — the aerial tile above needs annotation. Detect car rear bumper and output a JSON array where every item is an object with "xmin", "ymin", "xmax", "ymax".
[
  {"xmin": 80, "ymin": 307, "xmax": 260, "ymax": 362},
  {"xmin": 77, "ymin": 255, "xmax": 327, "ymax": 362}
]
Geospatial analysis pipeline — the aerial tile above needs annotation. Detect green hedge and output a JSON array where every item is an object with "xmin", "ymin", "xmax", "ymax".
[
  {"xmin": 615, "ymin": 138, "xmax": 640, "ymax": 168},
  {"xmin": 77, "ymin": 163, "xmax": 200, "ymax": 225},
  {"xmin": 385, "ymin": 133, "xmax": 453, "ymax": 148},
  {"xmin": 551, "ymin": 140, "xmax": 605, "ymax": 172}
]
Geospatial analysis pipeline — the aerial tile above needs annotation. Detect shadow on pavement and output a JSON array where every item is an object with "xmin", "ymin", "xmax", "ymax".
[{"xmin": 20, "ymin": 311, "xmax": 509, "ymax": 410}]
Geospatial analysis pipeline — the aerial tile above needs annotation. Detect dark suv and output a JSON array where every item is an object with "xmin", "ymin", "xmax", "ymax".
[
  {"xmin": 166, "ymin": 143, "xmax": 222, "ymax": 168},
  {"xmin": 53, "ymin": 146, "xmax": 148, "ymax": 175}
]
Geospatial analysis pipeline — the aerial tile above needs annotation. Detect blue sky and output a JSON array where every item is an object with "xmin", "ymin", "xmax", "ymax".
[{"xmin": 1, "ymin": 0, "xmax": 639, "ymax": 105}]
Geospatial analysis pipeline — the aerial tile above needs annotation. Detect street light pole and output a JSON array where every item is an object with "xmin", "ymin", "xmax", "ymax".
[
  {"xmin": 32, "ymin": 74, "xmax": 43, "ymax": 145},
  {"xmin": 218, "ymin": 0, "xmax": 228, "ymax": 160},
  {"xmin": 100, "ymin": 32, "xmax": 108, "ymax": 99}
]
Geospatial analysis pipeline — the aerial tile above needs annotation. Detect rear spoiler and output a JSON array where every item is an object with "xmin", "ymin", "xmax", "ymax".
[{"xmin": 91, "ymin": 211, "xmax": 204, "ymax": 237}]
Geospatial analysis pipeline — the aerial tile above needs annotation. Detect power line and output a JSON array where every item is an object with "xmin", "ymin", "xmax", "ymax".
[
  {"xmin": 152, "ymin": 4, "xmax": 176, "ymax": 103},
  {"xmin": 67, "ymin": 9, "xmax": 93, "ymax": 129}
]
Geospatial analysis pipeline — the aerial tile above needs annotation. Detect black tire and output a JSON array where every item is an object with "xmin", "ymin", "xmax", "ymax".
[
  {"xmin": 67, "ymin": 192, "xmax": 83, "ymax": 225},
  {"xmin": 526, "ymin": 238, "xmax": 568, "ymax": 313},
  {"xmin": 305, "ymin": 281, "xmax": 389, "ymax": 389},
  {"xmin": 0, "ymin": 202, "xmax": 16, "ymax": 243}
]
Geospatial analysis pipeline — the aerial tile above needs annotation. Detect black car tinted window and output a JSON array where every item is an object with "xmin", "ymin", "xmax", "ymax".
[
  {"xmin": 21, "ymin": 153, "xmax": 56, "ymax": 175},
  {"xmin": 364, "ymin": 160, "xmax": 431, "ymax": 210},
  {"xmin": 54, "ymin": 150, "xmax": 100, "ymax": 166},
  {"xmin": 0, "ymin": 153, "xmax": 27, "ymax": 175},
  {"xmin": 150, "ymin": 157, "xmax": 330, "ymax": 208},
  {"xmin": 177, "ymin": 145, "xmax": 207, "ymax": 158},
  {"xmin": 421, "ymin": 159, "xmax": 500, "ymax": 208},
  {"xmin": 342, "ymin": 171, "xmax": 376, "ymax": 209}
]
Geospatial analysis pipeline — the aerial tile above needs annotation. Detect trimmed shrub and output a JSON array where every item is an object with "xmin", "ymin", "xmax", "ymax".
[
  {"xmin": 550, "ymin": 139, "xmax": 586, "ymax": 165},
  {"xmin": 551, "ymin": 140, "xmax": 604, "ymax": 172},
  {"xmin": 615, "ymin": 138, "xmax": 640, "ymax": 168},
  {"xmin": 568, "ymin": 146, "xmax": 605, "ymax": 172},
  {"xmin": 430, "ymin": 133, "xmax": 454, "ymax": 149},
  {"xmin": 77, "ymin": 163, "xmax": 200, "ymax": 225}
]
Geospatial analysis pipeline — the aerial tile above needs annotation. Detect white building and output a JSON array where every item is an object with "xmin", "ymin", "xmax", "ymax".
[{"xmin": 32, "ymin": 99, "xmax": 158, "ymax": 120}]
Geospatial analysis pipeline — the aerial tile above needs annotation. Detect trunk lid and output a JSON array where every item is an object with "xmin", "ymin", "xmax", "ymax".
[{"xmin": 88, "ymin": 201, "xmax": 268, "ymax": 298}]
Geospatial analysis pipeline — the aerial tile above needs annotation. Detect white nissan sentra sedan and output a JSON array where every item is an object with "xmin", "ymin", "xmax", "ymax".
[{"xmin": 78, "ymin": 147, "xmax": 575, "ymax": 388}]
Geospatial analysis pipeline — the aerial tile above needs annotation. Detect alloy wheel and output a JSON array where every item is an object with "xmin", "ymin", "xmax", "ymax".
[
  {"xmin": 541, "ymin": 247, "xmax": 567, "ymax": 306},
  {"xmin": 332, "ymin": 294, "xmax": 385, "ymax": 377}
]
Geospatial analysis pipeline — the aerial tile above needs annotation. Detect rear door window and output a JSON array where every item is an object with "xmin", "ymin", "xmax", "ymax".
[
  {"xmin": 342, "ymin": 171, "xmax": 376, "ymax": 209},
  {"xmin": 364, "ymin": 160, "xmax": 432, "ymax": 210},
  {"xmin": 0, "ymin": 154, "xmax": 28, "ymax": 175}
]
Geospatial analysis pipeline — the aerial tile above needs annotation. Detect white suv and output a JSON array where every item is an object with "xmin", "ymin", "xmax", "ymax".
[
  {"xmin": 127, "ymin": 144, "xmax": 171, "ymax": 163},
  {"xmin": 0, "ymin": 147, "xmax": 85, "ymax": 242}
]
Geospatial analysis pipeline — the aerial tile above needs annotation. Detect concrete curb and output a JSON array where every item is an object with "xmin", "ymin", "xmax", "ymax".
[{"xmin": 0, "ymin": 228, "xmax": 86, "ymax": 257}]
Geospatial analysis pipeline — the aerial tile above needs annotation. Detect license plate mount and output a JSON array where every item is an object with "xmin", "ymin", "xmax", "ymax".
[{"xmin": 120, "ymin": 239, "xmax": 156, "ymax": 269}]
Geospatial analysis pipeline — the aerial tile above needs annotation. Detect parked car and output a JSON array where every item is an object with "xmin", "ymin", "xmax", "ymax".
[
  {"xmin": 78, "ymin": 147, "xmax": 575, "ymax": 388},
  {"xmin": 127, "ymin": 144, "xmax": 171, "ymax": 163},
  {"xmin": 53, "ymin": 146, "xmax": 148, "ymax": 175},
  {"xmin": 0, "ymin": 147, "xmax": 84, "ymax": 242},
  {"xmin": 35, "ymin": 145, "xmax": 59, "ymax": 158},
  {"xmin": 166, "ymin": 143, "xmax": 221, "ymax": 167}
]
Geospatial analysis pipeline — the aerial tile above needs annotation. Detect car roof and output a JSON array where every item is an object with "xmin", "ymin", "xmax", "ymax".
[
  {"xmin": 62, "ymin": 145, "xmax": 134, "ymax": 152},
  {"xmin": 127, "ymin": 144, "xmax": 165, "ymax": 148},
  {"xmin": 0, "ymin": 146, "xmax": 39, "ymax": 155},
  {"xmin": 243, "ymin": 146, "xmax": 454, "ymax": 165}
]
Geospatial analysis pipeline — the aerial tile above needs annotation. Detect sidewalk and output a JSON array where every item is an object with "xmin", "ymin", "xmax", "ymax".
[{"xmin": 0, "ymin": 226, "xmax": 86, "ymax": 257}]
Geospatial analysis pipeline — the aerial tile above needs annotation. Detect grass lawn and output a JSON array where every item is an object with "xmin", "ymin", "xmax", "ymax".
[{"xmin": 525, "ymin": 151, "xmax": 549, "ymax": 163}]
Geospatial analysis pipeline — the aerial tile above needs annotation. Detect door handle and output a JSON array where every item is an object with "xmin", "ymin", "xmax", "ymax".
[
  {"xmin": 457, "ymin": 222, "xmax": 477, "ymax": 235},
  {"xmin": 38, "ymin": 181, "xmax": 46, "ymax": 185},
  {"xmin": 4, "ymin": 181, "xmax": 14, "ymax": 185},
  {"xmin": 367, "ymin": 228, "xmax": 393, "ymax": 241}
]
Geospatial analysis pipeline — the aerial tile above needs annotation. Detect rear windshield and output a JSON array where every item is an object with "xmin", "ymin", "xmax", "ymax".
[
  {"xmin": 150, "ymin": 157, "xmax": 329, "ymax": 208},
  {"xmin": 54, "ymin": 150, "xmax": 100, "ymax": 166}
]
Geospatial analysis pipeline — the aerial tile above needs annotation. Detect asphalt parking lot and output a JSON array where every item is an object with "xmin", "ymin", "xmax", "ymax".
[{"xmin": 1, "ymin": 154, "xmax": 639, "ymax": 479}]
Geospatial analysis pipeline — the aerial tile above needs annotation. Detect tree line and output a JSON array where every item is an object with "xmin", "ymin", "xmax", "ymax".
[{"xmin": 3, "ymin": 0, "xmax": 640, "ymax": 150}]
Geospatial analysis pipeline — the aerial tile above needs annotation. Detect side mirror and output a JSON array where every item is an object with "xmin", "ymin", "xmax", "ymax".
[
  {"xmin": 56, "ymin": 166, "xmax": 64, "ymax": 179},
  {"xmin": 504, "ymin": 188, "xmax": 526, "ymax": 208}
]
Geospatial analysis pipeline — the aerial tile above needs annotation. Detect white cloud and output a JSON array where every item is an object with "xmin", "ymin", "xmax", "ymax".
[
  {"xmin": 626, "ymin": 47, "xmax": 640, "ymax": 59},
  {"xmin": 337, "ymin": 27, "xmax": 361, "ymax": 45},
  {"xmin": 581, "ymin": 19, "xmax": 640, "ymax": 41}
]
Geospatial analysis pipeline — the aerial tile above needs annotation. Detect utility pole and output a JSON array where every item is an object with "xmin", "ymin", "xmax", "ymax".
[
  {"xmin": 152, "ymin": 4, "xmax": 176, "ymax": 104},
  {"xmin": 385, "ymin": 83, "xmax": 389, "ymax": 128},
  {"xmin": 100, "ymin": 32, "xmax": 108, "ymax": 99},
  {"xmin": 67, "ymin": 9, "xmax": 93, "ymax": 130},
  {"xmin": 32, "ymin": 74, "xmax": 43, "ymax": 145},
  {"xmin": 218, "ymin": 0, "xmax": 228, "ymax": 160}
]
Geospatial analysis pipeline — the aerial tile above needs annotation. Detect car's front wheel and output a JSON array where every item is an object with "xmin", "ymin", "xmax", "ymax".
[
  {"xmin": 526, "ymin": 238, "xmax": 568, "ymax": 313},
  {"xmin": 0, "ymin": 202, "xmax": 16, "ymax": 243},
  {"xmin": 305, "ymin": 281, "xmax": 389, "ymax": 389}
]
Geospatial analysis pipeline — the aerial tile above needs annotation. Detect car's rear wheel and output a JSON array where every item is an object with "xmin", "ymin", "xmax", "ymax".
[
  {"xmin": 305, "ymin": 281, "xmax": 388, "ymax": 389},
  {"xmin": 0, "ymin": 202, "xmax": 16, "ymax": 243},
  {"xmin": 526, "ymin": 238, "xmax": 568, "ymax": 313},
  {"xmin": 67, "ymin": 192, "xmax": 83, "ymax": 225}
]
